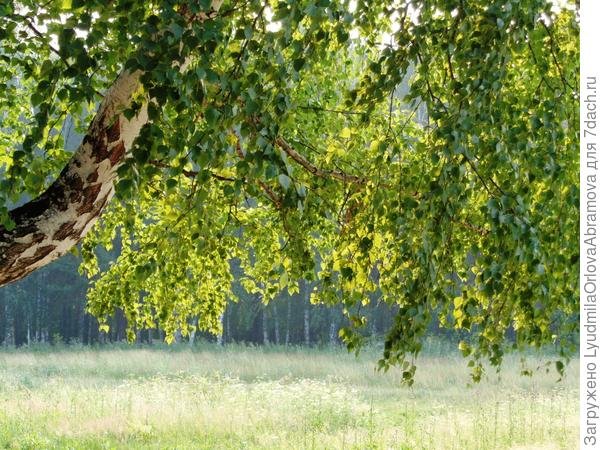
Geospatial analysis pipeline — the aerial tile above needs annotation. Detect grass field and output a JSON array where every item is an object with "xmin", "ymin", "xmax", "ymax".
[{"xmin": 0, "ymin": 341, "xmax": 577, "ymax": 449}]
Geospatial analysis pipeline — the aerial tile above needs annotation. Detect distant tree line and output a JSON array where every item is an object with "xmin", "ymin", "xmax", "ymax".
[
  {"xmin": 0, "ymin": 250, "xmax": 402, "ymax": 348},
  {"xmin": 1, "ymin": 243, "xmax": 572, "ymax": 350}
]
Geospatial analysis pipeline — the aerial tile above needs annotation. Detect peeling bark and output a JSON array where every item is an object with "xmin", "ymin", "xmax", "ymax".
[
  {"xmin": 0, "ymin": 69, "xmax": 147, "ymax": 286},
  {"xmin": 0, "ymin": 0, "xmax": 223, "ymax": 287}
]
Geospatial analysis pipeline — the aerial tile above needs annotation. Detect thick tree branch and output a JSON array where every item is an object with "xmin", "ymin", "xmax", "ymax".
[
  {"xmin": 0, "ymin": 69, "xmax": 146, "ymax": 286},
  {"xmin": 0, "ymin": 1, "xmax": 224, "ymax": 286}
]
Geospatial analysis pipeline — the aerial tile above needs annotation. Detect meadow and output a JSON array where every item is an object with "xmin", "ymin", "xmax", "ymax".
[{"xmin": 0, "ymin": 341, "xmax": 577, "ymax": 449}]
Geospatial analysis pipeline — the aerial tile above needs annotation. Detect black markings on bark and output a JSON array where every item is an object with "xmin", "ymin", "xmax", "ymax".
[
  {"xmin": 52, "ymin": 221, "xmax": 78, "ymax": 241},
  {"xmin": 87, "ymin": 170, "xmax": 99, "ymax": 183},
  {"xmin": 76, "ymin": 184, "xmax": 102, "ymax": 214},
  {"xmin": 109, "ymin": 141, "xmax": 126, "ymax": 167},
  {"xmin": 106, "ymin": 117, "xmax": 121, "ymax": 143},
  {"xmin": 19, "ymin": 244, "xmax": 56, "ymax": 267}
]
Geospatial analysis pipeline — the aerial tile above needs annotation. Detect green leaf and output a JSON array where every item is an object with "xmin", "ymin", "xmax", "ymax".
[
  {"xmin": 341, "ymin": 267, "xmax": 354, "ymax": 280},
  {"xmin": 293, "ymin": 58, "xmax": 306, "ymax": 72},
  {"xmin": 278, "ymin": 174, "xmax": 291, "ymax": 190},
  {"xmin": 204, "ymin": 107, "xmax": 220, "ymax": 125}
]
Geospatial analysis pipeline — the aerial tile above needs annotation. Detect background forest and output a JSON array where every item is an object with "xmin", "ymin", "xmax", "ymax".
[{"xmin": 0, "ymin": 250, "xmax": 414, "ymax": 348}]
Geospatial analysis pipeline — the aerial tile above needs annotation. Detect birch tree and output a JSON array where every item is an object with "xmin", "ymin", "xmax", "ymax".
[{"xmin": 0, "ymin": 0, "xmax": 579, "ymax": 382}]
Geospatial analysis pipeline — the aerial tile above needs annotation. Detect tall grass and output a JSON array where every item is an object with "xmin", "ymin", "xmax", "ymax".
[{"xmin": 0, "ymin": 342, "xmax": 577, "ymax": 449}]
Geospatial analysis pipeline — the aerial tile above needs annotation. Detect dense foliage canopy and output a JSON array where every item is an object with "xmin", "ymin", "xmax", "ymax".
[{"xmin": 0, "ymin": 0, "xmax": 579, "ymax": 382}]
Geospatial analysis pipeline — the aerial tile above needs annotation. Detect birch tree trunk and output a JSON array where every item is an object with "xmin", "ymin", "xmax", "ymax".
[
  {"xmin": 329, "ymin": 314, "xmax": 337, "ymax": 346},
  {"xmin": 0, "ymin": 70, "xmax": 146, "ymax": 286},
  {"xmin": 225, "ymin": 306, "xmax": 231, "ymax": 344},
  {"xmin": 0, "ymin": 1, "xmax": 223, "ymax": 287},
  {"xmin": 303, "ymin": 281, "xmax": 311, "ymax": 346},
  {"xmin": 189, "ymin": 316, "xmax": 199, "ymax": 348}
]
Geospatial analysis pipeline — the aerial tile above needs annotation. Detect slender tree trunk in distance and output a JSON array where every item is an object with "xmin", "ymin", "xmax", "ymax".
[
  {"xmin": 262, "ymin": 308, "xmax": 269, "ymax": 345},
  {"xmin": 36, "ymin": 281, "xmax": 41, "ymax": 342},
  {"xmin": 6, "ymin": 310, "xmax": 14, "ymax": 346},
  {"xmin": 303, "ymin": 281, "xmax": 311, "ymax": 346},
  {"xmin": 216, "ymin": 313, "xmax": 224, "ymax": 346},
  {"xmin": 329, "ymin": 314, "xmax": 337, "ymax": 345},
  {"xmin": 87, "ymin": 318, "xmax": 95, "ymax": 344},
  {"xmin": 285, "ymin": 299, "xmax": 291, "ymax": 346},
  {"xmin": 225, "ymin": 306, "xmax": 231, "ymax": 344},
  {"xmin": 304, "ymin": 307, "xmax": 310, "ymax": 346},
  {"xmin": 273, "ymin": 304, "xmax": 280, "ymax": 345},
  {"xmin": 78, "ymin": 301, "xmax": 85, "ymax": 344},
  {"xmin": 0, "ymin": 299, "xmax": 6, "ymax": 346},
  {"xmin": 188, "ymin": 316, "xmax": 199, "ymax": 347},
  {"xmin": 371, "ymin": 311, "xmax": 378, "ymax": 336}
]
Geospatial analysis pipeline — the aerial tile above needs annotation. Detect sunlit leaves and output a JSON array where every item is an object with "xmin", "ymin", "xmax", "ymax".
[{"xmin": 0, "ymin": 0, "xmax": 579, "ymax": 384}]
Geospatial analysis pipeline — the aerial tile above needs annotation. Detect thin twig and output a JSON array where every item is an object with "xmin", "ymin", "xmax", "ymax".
[
  {"xmin": 298, "ymin": 105, "xmax": 365, "ymax": 116},
  {"xmin": 275, "ymin": 137, "xmax": 366, "ymax": 185},
  {"xmin": 416, "ymin": 51, "xmax": 448, "ymax": 114},
  {"xmin": 540, "ymin": 21, "xmax": 573, "ymax": 90},
  {"xmin": 527, "ymin": 41, "xmax": 556, "ymax": 92},
  {"xmin": 148, "ymin": 159, "xmax": 235, "ymax": 182},
  {"xmin": 14, "ymin": 15, "xmax": 105, "ymax": 98},
  {"xmin": 463, "ymin": 155, "xmax": 494, "ymax": 197}
]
